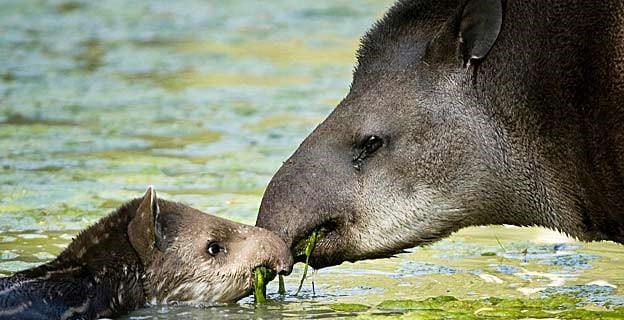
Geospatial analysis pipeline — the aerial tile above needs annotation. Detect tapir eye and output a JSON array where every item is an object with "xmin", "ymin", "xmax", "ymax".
[
  {"xmin": 206, "ymin": 242, "xmax": 222, "ymax": 256},
  {"xmin": 363, "ymin": 135, "xmax": 383, "ymax": 154},
  {"xmin": 352, "ymin": 135, "xmax": 384, "ymax": 170}
]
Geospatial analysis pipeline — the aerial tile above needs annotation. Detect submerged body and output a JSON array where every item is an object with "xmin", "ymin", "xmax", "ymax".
[
  {"xmin": 0, "ymin": 188, "xmax": 291, "ymax": 320},
  {"xmin": 257, "ymin": 0, "xmax": 624, "ymax": 268}
]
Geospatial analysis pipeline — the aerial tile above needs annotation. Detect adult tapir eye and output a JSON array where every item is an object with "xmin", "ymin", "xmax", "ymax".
[
  {"xmin": 363, "ymin": 135, "xmax": 383, "ymax": 154},
  {"xmin": 352, "ymin": 135, "xmax": 384, "ymax": 170},
  {"xmin": 206, "ymin": 242, "xmax": 222, "ymax": 256}
]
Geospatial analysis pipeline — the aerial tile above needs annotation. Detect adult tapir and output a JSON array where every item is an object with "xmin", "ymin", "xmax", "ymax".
[{"xmin": 256, "ymin": 0, "xmax": 624, "ymax": 269}]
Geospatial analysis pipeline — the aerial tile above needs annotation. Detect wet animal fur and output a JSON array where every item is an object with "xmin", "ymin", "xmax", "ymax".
[{"xmin": 0, "ymin": 188, "xmax": 291, "ymax": 320}]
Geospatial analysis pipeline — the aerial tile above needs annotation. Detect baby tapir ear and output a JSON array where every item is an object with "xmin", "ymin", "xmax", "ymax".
[
  {"xmin": 128, "ymin": 186, "xmax": 166, "ymax": 265},
  {"xmin": 425, "ymin": 0, "xmax": 502, "ymax": 67}
]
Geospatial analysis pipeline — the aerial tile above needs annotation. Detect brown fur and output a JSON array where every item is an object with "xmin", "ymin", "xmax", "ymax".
[{"xmin": 0, "ymin": 188, "xmax": 291, "ymax": 319}]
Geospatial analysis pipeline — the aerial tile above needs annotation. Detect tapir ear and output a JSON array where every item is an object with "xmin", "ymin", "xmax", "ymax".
[
  {"xmin": 459, "ymin": 0, "xmax": 503, "ymax": 65},
  {"xmin": 128, "ymin": 186, "xmax": 166, "ymax": 264},
  {"xmin": 425, "ymin": 0, "xmax": 502, "ymax": 67}
]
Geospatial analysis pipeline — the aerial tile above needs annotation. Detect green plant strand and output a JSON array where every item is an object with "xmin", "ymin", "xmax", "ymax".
[
  {"xmin": 278, "ymin": 275, "xmax": 286, "ymax": 295},
  {"xmin": 253, "ymin": 267, "xmax": 270, "ymax": 303},
  {"xmin": 295, "ymin": 230, "xmax": 318, "ymax": 295}
]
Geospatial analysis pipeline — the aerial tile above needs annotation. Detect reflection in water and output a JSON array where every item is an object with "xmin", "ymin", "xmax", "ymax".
[{"xmin": 1, "ymin": 0, "xmax": 623, "ymax": 319}]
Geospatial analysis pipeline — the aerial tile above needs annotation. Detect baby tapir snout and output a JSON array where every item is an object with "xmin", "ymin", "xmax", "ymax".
[{"xmin": 238, "ymin": 223, "xmax": 294, "ymax": 276}]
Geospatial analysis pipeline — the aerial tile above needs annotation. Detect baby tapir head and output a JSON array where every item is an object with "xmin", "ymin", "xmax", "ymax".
[{"xmin": 128, "ymin": 187, "xmax": 292, "ymax": 305}]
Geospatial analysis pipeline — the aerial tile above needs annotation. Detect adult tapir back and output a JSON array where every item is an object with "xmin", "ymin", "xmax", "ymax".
[{"xmin": 256, "ymin": 0, "xmax": 624, "ymax": 269}]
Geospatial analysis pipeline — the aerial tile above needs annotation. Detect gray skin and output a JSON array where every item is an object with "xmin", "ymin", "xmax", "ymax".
[
  {"xmin": 0, "ymin": 188, "xmax": 292, "ymax": 320},
  {"xmin": 256, "ymin": 0, "xmax": 624, "ymax": 269}
]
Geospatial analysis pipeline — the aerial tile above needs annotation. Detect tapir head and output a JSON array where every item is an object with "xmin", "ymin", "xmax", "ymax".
[
  {"xmin": 256, "ymin": 0, "xmax": 514, "ymax": 268},
  {"xmin": 128, "ymin": 187, "xmax": 292, "ymax": 304}
]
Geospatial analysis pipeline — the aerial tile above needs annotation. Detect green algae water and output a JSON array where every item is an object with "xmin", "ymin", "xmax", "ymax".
[{"xmin": 1, "ymin": 1, "xmax": 623, "ymax": 319}]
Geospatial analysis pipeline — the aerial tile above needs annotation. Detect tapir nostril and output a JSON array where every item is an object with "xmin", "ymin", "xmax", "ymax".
[
  {"xmin": 278, "ymin": 263, "xmax": 293, "ymax": 276},
  {"xmin": 276, "ymin": 254, "xmax": 294, "ymax": 276}
]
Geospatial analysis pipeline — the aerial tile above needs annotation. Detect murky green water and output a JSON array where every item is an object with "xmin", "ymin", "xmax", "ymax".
[{"xmin": 1, "ymin": 1, "xmax": 623, "ymax": 319}]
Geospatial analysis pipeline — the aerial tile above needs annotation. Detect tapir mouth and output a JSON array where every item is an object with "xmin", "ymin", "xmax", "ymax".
[
  {"xmin": 249, "ymin": 266, "xmax": 277, "ymax": 294},
  {"xmin": 291, "ymin": 219, "xmax": 341, "ymax": 268},
  {"xmin": 252, "ymin": 266, "xmax": 277, "ymax": 283},
  {"xmin": 292, "ymin": 216, "xmax": 432, "ymax": 269}
]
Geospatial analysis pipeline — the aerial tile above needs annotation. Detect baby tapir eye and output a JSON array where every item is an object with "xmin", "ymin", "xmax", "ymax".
[
  {"xmin": 206, "ymin": 242, "xmax": 223, "ymax": 256},
  {"xmin": 353, "ymin": 135, "xmax": 384, "ymax": 170}
]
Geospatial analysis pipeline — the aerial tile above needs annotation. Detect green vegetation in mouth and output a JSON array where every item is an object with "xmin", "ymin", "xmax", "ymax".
[
  {"xmin": 254, "ymin": 230, "xmax": 323, "ymax": 303},
  {"xmin": 255, "ymin": 229, "xmax": 323, "ymax": 300},
  {"xmin": 278, "ymin": 274, "xmax": 286, "ymax": 295},
  {"xmin": 294, "ymin": 229, "xmax": 322, "ymax": 295},
  {"xmin": 253, "ymin": 266, "xmax": 275, "ymax": 304}
]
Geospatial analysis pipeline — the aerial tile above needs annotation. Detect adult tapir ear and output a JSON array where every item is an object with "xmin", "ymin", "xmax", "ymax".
[
  {"xmin": 459, "ymin": 0, "xmax": 503, "ymax": 65},
  {"xmin": 128, "ymin": 186, "xmax": 166, "ymax": 264},
  {"xmin": 425, "ymin": 0, "xmax": 502, "ymax": 67}
]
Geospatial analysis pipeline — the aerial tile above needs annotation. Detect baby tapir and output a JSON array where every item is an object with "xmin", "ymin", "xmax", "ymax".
[{"xmin": 0, "ymin": 187, "xmax": 292, "ymax": 320}]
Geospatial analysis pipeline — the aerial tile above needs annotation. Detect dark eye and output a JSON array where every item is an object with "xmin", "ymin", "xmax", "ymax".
[
  {"xmin": 352, "ymin": 135, "xmax": 384, "ymax": 170},
  {"xmin": 207, "ymin": 242, "xmax": 222, "ymax": 256}
]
